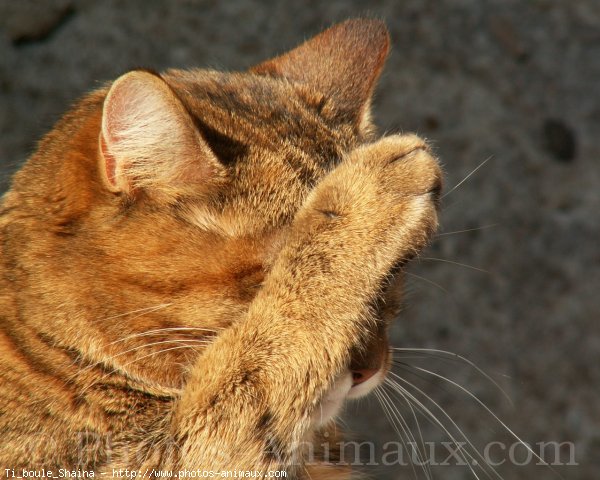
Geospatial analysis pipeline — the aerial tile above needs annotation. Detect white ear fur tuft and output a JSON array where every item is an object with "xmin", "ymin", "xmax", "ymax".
[{"xmin": 99, "ymin": 70, "xmax": 219, "ymax": 194}]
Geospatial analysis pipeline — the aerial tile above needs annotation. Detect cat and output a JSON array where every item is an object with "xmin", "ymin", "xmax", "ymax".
[{"xmin": 0, "ymin": 18, "xmax": 441, "ymax": 476}]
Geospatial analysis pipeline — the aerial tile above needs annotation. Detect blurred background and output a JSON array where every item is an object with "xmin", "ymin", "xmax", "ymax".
[{"xmin": 0, "ymin": 1, "xmax": 597, "ymax": 479}]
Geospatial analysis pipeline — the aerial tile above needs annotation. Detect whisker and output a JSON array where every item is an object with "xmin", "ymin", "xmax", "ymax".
[
  {"xmin": 391, "ymin": 360, "xmax": 457, "ymax": 398},
  {"xmin": 99, "ymin": 303, "xmax": 173, "ymax": 321},
  {"xmin": 71, "ymin": 338, "xmax": 212, "ymax": 389},
  {"xmin": 104, "ymin": 338, "xmax": 212, "ymax": 362},
  {"xmin": 405, "ymin": 271, "xmax": 451, "ymax": 296},
  {"xmin": 441, "ymin": 156, "xmax": 492, "ymax": 199},
  {"xmin": 63, "ymin": 304, "xmax": 179, "ymax": 373},
  {"xmin": 374, "ymin": 389, "xmax": 421, "ymax": 480},
  {"xmin": 404, "ymin": 364, "xmax": 560, "ymax": 474},
  {"xmin": 382, "ymin": 389, "xmax": 485, "ymax": 480},
  {"xmin": 381, "ymin": 386, "xmax": 429, "ymax": 477},
  {"xmin": 386, "ymin": 375, "xmax": 493, "ymax": 480},
  {"xmin": 79, "ymin": 344, "xmax": 203, "ymax": 397},
  {"xmin": 335, "ymin": 415, "xmax": 349, "ymax": 431},
  {"xmin": 105, "ymin": 326, "xmax": 223, "ymax": 347},
  {"xmin": 120, "ymin": 343, "xmax": 206, "ymax": 371},
  {"xmin": 389, "ymin": 347, "xmax": 512, "ymax": 405},
  {"xmin": 436, "ymin": 224, "xmax": 498, "ymax": 238},
  {"xmin": 381, "ymin": 384, "xmax": 432, "ymax": 480},
  {"xmin": 420, "ymin": 257, "xmax": 489, "ymax": 274},
  {"xmin": 441, "ymin": 198, "xmax": 464, "ymax": 213}
]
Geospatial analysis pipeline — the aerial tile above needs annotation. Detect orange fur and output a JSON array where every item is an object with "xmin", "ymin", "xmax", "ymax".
[{"xmin": 0, "ymin": 19, "xmax": 441, "ymax": 477}]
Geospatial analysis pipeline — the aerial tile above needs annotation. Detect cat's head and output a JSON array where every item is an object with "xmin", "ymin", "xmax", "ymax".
[
  {"xmin": 99, "ymin": 19, "xmax": 389, "ymax": 229},
  {"xmin": 8, "ymin": 19, "xmax": 404, "ymax": 404}
]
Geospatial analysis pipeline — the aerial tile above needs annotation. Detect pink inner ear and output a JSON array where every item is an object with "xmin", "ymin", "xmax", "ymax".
[
  {"xmin": 100, "ymin": 132, "xmax": 118, "ymax": 189},
  {"xmin": 99, "ymin": 70, "xmax": 223, "ymax": 193}
]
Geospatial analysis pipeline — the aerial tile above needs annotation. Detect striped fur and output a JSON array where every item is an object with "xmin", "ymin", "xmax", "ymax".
[{"xmin": 0, "ymin": 19, "xmax": 441, "ymax": 477}]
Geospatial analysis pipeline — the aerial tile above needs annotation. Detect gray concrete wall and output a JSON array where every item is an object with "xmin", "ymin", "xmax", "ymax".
[{"xmin": 1, "ymin": 1, "xmax": 597, "ymax": 478}]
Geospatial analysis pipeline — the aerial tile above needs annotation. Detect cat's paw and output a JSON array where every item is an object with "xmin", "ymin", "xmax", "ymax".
[
  {"xmin": 306, "ymin": 134, "xmax": 441, "ymax": 269},
  {"xmin": 361, "ymin": 133, "xmax": 442, "ymax": 201}
]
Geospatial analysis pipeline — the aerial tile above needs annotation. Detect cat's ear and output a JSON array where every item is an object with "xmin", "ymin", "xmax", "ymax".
[
  {"xmin": 99, "ymin": 70, "xmax": 223, "ymax": 196},
  {"xmin": 251, "ymin": 18, "xmax": 390, "ymax": 129}
]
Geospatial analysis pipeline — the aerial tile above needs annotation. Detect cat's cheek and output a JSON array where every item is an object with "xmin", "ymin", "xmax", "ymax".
[
  {"xmin": 312, "ymin": 365, "xmax": 387, "ymax": 427},
  {"xmin": 312, "ymin": 373, "xmax": 353, "ymax": 426}
]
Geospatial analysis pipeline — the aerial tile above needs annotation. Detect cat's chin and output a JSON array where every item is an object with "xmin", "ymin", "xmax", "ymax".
[{"xmin": 313, "ymin": 368, "xmax": 385, "ymax": 426}]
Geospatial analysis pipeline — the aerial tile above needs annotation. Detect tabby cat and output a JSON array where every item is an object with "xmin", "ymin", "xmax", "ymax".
[{"xmin": 0, "ymin": 19, "xmax": 441, "ymax": 476}]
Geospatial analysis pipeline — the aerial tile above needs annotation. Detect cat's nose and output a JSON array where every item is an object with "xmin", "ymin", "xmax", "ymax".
[{"xmin": 351, "ymin": 368, "xmax": 379, "ymax": 386}]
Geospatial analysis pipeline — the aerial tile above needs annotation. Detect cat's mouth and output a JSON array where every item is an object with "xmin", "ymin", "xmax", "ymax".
[
  {"xmin": 349, "ymin": 365, "xmax": 386, "ymax": 398},
  {"xmin": 313, "ymin": 362, "xmax": 388, "ymax": 426}
]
